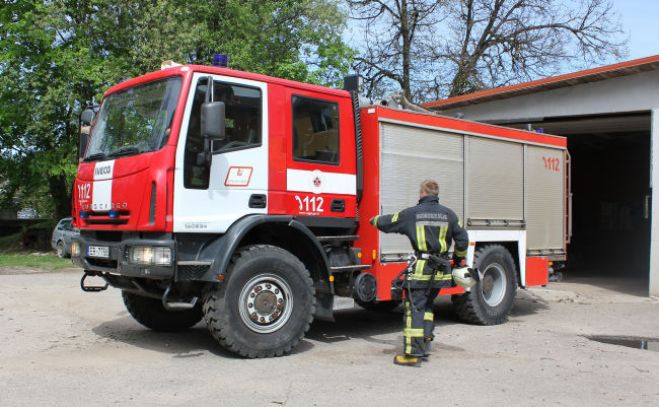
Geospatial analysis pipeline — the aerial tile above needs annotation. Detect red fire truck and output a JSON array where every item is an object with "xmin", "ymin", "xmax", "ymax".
[{"xmin": 72, "ymin": 62, "xmax": 569, "ymax": 358}]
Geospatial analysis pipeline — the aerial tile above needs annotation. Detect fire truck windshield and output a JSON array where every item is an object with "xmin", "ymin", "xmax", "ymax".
[{"xmin": 84, "ymin": 77, "xmax": 182, "ymax": 161}]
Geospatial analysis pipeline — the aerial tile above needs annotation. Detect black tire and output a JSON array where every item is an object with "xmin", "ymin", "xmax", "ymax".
[
  {"xmin": 451, "ymin": 245, "xmax": 517, "ymax": 325},
  {"xmin": 122, "ymin": 291, "xmax": 203, "ymax": 332},
  {"xmin": 355, "ymin": 298, "xmax": 401, "ymax": 312},
  {"xmin": 56, "ymin": 241, "xmax": 69, "ymax": 258},
  {"xmin": 202, "ymin": 245, "xmax": 315, "ymax": 358}
]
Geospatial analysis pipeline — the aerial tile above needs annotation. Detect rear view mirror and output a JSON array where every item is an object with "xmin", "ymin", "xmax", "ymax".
[
  {"xmin": 201, "ymin": 101, "xmax": 226, "ymax": 140},
  {"xmin": 81, "ymin": 108, "xmax": 95, "ymax": 125},
  {"xmin": 78, "ymin": 133, "xmax": 89, "ymax": 161}
]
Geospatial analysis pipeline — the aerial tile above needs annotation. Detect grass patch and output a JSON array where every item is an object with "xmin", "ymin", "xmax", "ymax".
[{"xmin": 0, "ymin": 252, "xmax": 74, "ymax": 270}]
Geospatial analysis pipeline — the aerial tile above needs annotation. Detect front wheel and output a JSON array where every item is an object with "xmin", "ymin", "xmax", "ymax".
[
  {"xmin": 203, "ymin": 245, "xmax": 315, "ymax": 358},
  {"xmin": 451, "ymin": 245, "xmax": 517, "ymax": 325}
]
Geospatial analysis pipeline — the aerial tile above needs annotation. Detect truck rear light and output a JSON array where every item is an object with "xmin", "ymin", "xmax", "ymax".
[{"xmin": 129, "ymin": 246, "xmax": 171, "ymax": 266}]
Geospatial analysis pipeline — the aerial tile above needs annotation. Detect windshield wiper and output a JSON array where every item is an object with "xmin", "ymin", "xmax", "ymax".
[
  {"xmin": 107, "ymin": 146, "xmax": 141, "ymax": 158},
  {"xmin": 83, "ymin": 153, "xmax": 107, "ymax": 162}
]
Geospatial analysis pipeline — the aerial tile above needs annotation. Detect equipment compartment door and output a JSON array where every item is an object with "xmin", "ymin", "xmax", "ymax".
[{"xmin": 378, "ymin": 122, "xmax": 464, "ymax": 257}]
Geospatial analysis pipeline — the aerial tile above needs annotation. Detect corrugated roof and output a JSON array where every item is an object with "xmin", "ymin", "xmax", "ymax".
[{"xmin": 422, "ymin": 55, "xmax": 659, "ymax": 110}]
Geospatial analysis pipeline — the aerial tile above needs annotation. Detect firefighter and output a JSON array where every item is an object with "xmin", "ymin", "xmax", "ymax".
[{"xmin": 370, "ymin": 179, "xmax": 469, "ymax": 366}]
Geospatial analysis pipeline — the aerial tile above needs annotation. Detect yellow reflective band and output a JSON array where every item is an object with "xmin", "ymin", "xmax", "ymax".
[
  {"xmin": 434, "ymin": 274, "xmax": 453, "ymax": 281},
  {"xmin": 409, "ymin": 275, "xmax": 432, "ymax": 280},
  {"xmin": 405, "ymin": 337, "xmax": 412, "ymax": 354},
  {"xmin": 403, "ymin": 328, "xmax": 424, "ymax": 337},
  {"xmin": 424, "ymin": 312, "xmax": 433, "ymax": 321},
  {"xmin": 454, "ymin": 248, "xmax": 467, "ymax": 257},
  {"xmin": 420, "ymin": 225, "xmax": 428, "ymax": 252},
  {"xmin": 439, "ymin": 226, "xmax": 447, "ymax": 253},
  {"xmin": 392, "ymin": 212, "xmax": 399, "ymax": 223},
  {"xmin": 414, "ymin": 260, "xmax": 426, "ymax": 276},
  {"xmin": 405, "ymin": 302, "xmax": 412, "ymax": 328}
]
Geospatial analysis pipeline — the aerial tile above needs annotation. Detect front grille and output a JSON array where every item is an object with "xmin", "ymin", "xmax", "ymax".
[
  {"xmin": 94, "ymin": 231, "xmax": 123, "ymax": 242},
  {"xmin": 83, "ymin": 210, "xmax": 130, "ymax": 225},
  {"xmin": 178, "ymin": 264, "xmax": 211, "ymax": 280}
]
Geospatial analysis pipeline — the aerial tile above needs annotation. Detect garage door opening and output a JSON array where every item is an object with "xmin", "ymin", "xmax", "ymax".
[{"xmin": 564, "ymin": 130, "xmax": 651, "ymax": 295}]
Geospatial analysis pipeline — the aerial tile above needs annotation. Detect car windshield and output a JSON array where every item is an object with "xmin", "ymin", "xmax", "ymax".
[{"xmin": 84, "ymin": 77, "xmax": 182, "ymax": 161}]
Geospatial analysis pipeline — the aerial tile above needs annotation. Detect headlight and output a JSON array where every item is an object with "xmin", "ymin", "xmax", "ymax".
[
  {"xmin": 129, "ymin": 246, "xmax": 171, "ymax": 266},
  {"xmin": 71, "ymin": 241, "xmax": 80, "ymax": 257}
]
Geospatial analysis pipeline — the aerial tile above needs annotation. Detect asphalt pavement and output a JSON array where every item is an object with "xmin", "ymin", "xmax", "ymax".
[{"xmin": 0, "ymin": 268, "xmax": 657, "ymax": 406}]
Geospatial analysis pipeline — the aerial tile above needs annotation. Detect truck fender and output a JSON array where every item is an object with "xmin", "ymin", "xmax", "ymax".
[{"xmin": 201, "ymin": 214, "xmax": 332, "ymax": 287}]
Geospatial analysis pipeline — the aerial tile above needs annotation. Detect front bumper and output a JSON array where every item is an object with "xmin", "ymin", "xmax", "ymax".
[{"xmin": 72, "ymin": 232, "xmax": 176, "ymax": 279}]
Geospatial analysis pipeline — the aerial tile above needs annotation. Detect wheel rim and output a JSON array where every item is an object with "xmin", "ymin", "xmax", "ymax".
[
  {"xmin": 238, "ymin": 273, "xmax": 294, "ymax": 334},
  {"xmin": 480, "ymin": 263, "xmax": 507, "ymax": 307},
  {"xmin": 57, "ymin": 242, "xmax": 64, "ymax": 257}
]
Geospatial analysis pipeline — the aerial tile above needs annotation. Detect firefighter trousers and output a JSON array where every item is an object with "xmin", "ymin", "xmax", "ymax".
[{"xmin": 403, "ymin": 287, "xmax": 440, "ymax": 357}]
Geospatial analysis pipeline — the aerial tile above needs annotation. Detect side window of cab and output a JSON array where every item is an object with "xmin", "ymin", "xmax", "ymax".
[
  {"xmin": 292, "ymin": 96, "xmax": 339, "ymax": 165},
  {"xmin": 183, "ymin": 78, "xmax": 262, "ymax": 189}
]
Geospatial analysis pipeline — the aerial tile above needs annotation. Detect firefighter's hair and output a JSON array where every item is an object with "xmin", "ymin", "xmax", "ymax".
[{"xmin": 420, "ymin": 179, "xmax": 439, "ymax": 196}]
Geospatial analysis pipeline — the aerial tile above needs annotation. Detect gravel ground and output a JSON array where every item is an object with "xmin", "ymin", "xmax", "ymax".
[{"xmin": 0, "ymin": 268, "xmax": 657, "ymax": 407}]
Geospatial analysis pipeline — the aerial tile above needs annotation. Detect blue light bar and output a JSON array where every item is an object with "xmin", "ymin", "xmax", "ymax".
[
  {"xmin": 79, "ymin": 211, "xmax": 89, "ymax": 219},
  {"xmin": 212, "ymin": 53, "xmax": 229, "ymax": 68}
]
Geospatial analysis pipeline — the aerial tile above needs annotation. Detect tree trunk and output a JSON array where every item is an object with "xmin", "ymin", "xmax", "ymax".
[
  {"xmin": 49, "ymin": 174, "xmax": 71, "ymax": 220},
  {"xmin": 400, "ymin": 0, "xmax": 412, "ymax": 101}
]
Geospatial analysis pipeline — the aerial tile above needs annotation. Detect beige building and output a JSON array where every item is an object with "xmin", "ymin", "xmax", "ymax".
[{"xmin": 424, "ymin": 55, "xmax": 659, "ymax": 296}]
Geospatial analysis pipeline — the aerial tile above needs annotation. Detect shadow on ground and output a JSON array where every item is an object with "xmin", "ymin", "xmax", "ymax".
[{"xmin": 91, "ymin": 295, "xmax": 549, "ymax": 358}]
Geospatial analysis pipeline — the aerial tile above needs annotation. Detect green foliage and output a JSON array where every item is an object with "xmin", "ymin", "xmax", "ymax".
[
  {"xmin": 0, "ymin": 252, "xmax": 74, "ymax": 269},
  {"xmin": 0, "ymin": 0, "xmax": 353, "ymax": 219}
]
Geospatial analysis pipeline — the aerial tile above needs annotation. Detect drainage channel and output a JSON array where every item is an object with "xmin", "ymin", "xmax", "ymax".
[{"xmin": 585, "ymin": 335, "xmax": 659, "ymax": 351}]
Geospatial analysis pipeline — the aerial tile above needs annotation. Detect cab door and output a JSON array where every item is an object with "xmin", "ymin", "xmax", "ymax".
[
  {"xmin": 173, "ymin": 73, "xmax": 268, "ymax": 233},
  {"xmin": 283, "ymin": 89, "xmax": 357, "ymax": 221}
]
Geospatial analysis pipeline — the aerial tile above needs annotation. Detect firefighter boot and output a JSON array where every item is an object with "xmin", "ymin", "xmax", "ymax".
[{"xmin": 393, "ymin": 354, "xmax": 421, "ymax": 367}]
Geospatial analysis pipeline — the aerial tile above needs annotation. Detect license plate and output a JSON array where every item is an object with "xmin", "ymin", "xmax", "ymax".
[{"xmin": 88, "ymin": 245, "xmax": 110, "ymax": 258}]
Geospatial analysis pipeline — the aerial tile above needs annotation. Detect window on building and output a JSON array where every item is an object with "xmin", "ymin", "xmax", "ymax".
[{"xmin": 292, "ymin": 96, "xmax": 339, "ymax": 164}]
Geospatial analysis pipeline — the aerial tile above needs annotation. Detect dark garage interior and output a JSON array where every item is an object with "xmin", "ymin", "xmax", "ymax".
[{"xmin": 534, "ymin": 113, "xmax": 652, "ymax": 295}]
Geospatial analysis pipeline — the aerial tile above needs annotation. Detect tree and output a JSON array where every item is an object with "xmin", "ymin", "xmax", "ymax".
[
  {"xmin": 348, "ymin": 0, "xmax": 444, "ymax": 100},
  {"xmin": 0, "ymin": 0, "xmax": 352, "ymax": 220},
  {"xmin": 349, "ymin": 0, "xmax": 627, "ymax": 101}
]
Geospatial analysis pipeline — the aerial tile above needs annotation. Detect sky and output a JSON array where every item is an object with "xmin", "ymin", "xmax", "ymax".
[{"xmin": 613, "ymin": 0, "xmax": 659, "ymax": 59}]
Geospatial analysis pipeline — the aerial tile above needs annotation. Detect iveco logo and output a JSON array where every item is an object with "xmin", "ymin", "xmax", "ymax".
[{"xmin": 95, "ymin": 166, "xmax": 111, "ymax": 176}]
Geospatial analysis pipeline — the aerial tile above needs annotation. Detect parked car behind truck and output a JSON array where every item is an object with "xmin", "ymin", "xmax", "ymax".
[{"xmin": 51, "ymin": 217, "xmax": 79, "ymax": 258}]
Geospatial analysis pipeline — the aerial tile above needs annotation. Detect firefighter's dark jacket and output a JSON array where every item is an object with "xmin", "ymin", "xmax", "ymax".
[{"xmin": 372, "ymin": 195, "xmax": 469, "ymax": 288}]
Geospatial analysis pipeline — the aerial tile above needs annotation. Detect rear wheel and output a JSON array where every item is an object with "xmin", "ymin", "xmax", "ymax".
[
  {"xmin": 452, "ymin": 245, "xmax": 517, "ymax": 325},
  {"xmin": 202, "ymin": 245, "xmax": 315, "ymax": 358},
  {"xmin": 122, "ymin": 291, "xmax": 203, "ymax": 332}
]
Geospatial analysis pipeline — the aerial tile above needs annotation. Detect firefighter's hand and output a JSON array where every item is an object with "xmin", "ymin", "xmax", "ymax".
[{"xmin": 369, "ymin": 216, "xmax": 377, "ymax": 226}]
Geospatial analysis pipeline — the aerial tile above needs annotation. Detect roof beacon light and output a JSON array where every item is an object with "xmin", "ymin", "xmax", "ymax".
[{"xmin": 212, "ymin": 53, "xmax": 229, "ymax": 68}]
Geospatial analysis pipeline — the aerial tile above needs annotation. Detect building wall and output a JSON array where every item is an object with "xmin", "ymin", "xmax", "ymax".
[
  {"xmin": 435, "ymin": 70, "xmax": 659, "ymax": 297},
  {"xmin": 438, "ymin": 70, "xmax": 659, "ymax": 122},
  {"xmin": 652, "ymin": 110, "xmax": 659, "ymax": 296}
]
